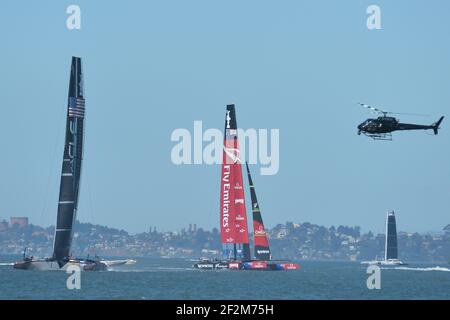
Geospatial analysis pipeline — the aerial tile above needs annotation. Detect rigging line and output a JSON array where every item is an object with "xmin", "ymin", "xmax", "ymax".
[
  {"xmin": 80, "ymin": 78, "xmax": 94, "ymax": 225},
  {"xmin": 85, "ymin": 164, "xmax": 95, "ymax": 224},
  {"xmin": 39, "ymin": 97, "xmax": 66, "ymax": 227}
]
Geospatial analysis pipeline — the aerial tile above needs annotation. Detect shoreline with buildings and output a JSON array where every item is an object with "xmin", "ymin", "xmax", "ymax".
[{"xmin": 0, "ymin": 217, "xmax": 449, "ymax": 262}]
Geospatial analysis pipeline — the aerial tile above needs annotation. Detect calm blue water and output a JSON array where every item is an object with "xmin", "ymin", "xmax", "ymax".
[{"xmin": 0, "ymin": 255, "xmax": 449, "ymax": 300}]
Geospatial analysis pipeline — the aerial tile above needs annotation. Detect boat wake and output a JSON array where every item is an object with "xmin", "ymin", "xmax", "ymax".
[
  {"xmin": 107, "ymin": 269, "xmax": 148, "ymax": 273},
  {"xmin": 388, "ymin": 266, "xmax": 450, "ymax": 272},
  {"xmin": 0, "ymin": 262, "xmax": 13, "ymax": 266},
  {"xmin": 153, "ymin": 266, "xmax": 192, "ymax": 271},
  {"xmin": 107, "ymin": 266, "xmax": 191, "ymax": 273},
  {"xmin": 102, "ymin": 259, "xmax": 137, "ymax": 267}
]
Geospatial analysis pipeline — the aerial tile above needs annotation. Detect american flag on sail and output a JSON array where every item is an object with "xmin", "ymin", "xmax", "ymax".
[{"xmin": 68, "ymin": 97, "xmax": 85, "ymax": 118}]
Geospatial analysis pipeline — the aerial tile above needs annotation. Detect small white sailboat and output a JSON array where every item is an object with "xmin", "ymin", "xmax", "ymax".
[{"xmin": 361, "ymin": 211, "xmax": 406, "ymax": 266}]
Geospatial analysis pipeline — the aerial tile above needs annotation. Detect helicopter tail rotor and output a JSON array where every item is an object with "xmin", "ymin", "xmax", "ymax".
[{"xmin": 432, "ymin": 116, "xmax": 444, "ymax": 135}]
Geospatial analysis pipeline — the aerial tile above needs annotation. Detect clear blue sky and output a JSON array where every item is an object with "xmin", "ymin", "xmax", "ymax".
[{"xmin": 1, "ymin": 1, "xmax": 449, "ymax": 234}]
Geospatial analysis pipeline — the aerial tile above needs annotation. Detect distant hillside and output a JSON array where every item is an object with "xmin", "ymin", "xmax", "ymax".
[{"xmin": 0, "ymin": 220, "xmax": 449, "ymax": 262}]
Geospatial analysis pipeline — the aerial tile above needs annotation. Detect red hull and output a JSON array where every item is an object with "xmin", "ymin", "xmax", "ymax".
[
  {"xmin": 280, "ymin": 263, "xmax": 300, "ymax": 270},
  {"xmin": 13, "ymin": 260, "xmax": 32, "ymax": 270},
  {"xmin": 229, "ymin": 260, "xmax": 301, "ymax": 271}
]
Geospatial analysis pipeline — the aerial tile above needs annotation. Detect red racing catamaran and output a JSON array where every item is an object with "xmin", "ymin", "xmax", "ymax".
[{"xmin": 194, "ymin": 104, "xmax": 299, "ymax": 271}]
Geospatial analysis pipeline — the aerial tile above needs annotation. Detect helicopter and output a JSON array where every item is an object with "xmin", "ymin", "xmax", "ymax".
[{"xmin": 357, "ymin": 103, "xmax": 444, "ymax": 140}]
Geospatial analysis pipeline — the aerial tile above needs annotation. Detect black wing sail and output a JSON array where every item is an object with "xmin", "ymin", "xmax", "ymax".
[
  {"xmin": 245, "ymin": 162, "xmax": 271, "ymax": 261},
  {"xmin": 52, "ymin": 57, "xmax": 85, "ymax": 262},
  {"xmin": 385, "ymin": 211, "xmax": 398, "ymax": 260}
]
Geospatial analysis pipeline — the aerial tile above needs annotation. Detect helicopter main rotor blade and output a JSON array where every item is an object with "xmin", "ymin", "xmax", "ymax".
[
  {"xmin": 389, "ymin": 111, "xmax": 431, "ymax": 117},
  {"xmin": 358, "ymin": 103, "xmax": 386, "ymax": 115},
  {"xmin": 358, "ymin": 102, "xmax": 431, "ymax": 117}
]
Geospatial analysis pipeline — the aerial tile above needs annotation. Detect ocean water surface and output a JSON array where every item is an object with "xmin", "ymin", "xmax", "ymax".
[{"xmin": 0, "ymin": 255, "xmax": 449, "ymax": 300}]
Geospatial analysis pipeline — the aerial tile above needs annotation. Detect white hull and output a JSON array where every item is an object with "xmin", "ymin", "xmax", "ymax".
[
  {"xmin": 26, "ymin": 260, "xmax": 64, "ymax": 271},
  {"xmin": 14, "ymin": 258, "xmax": 108, "ymax": 271},
  {"xmin": 16, "ymin": 260, "xmax": 88, "ymax": 271},
  {"xmin": 361, "ymin": 259, "xmax": 406, "ymax": 266},
  {"xmin": 102, "ymin": 259, "xmax": 137, "ymax": 267}
]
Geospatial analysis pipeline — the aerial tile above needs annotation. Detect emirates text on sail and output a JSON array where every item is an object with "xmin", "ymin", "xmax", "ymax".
[{"xmin": 222, "ymin": 165, "xmax": 231, "ymax": 229}]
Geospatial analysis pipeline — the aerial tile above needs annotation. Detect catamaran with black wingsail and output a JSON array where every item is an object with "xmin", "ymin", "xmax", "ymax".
[
  {"xmin": 361, "ymin": 210, "xmax": 406, "ymax": 266},
  {"xmin": 13, "ymin": 57, "xmax": 107, "ymax": 271}
]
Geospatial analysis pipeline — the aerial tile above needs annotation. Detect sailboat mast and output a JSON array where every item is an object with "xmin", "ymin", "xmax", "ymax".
[{"xmin": 52, "ymin": 57, "xmax": 85, "ymax": 262}]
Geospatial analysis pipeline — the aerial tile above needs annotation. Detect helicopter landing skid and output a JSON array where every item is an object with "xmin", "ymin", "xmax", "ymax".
[{"xmin": 362, "ymin": 132, "xmax": 392, "ymax": 141}]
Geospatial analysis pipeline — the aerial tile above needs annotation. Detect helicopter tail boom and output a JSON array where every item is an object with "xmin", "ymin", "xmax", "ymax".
[{"xmin": 432, "ymin": 116, "xmax": 444, "ymax": 135}]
